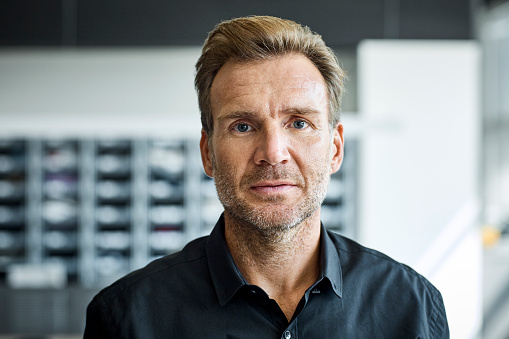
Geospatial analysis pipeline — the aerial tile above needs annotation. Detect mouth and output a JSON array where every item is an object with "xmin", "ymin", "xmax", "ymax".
[{"xmin": 249, "ymin": 181, "xmax": 297, "ymax": 195}]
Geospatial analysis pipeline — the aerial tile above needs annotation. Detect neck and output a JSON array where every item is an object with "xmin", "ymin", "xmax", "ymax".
[{"xmin": 224, "ymin": 210, "xmax": 322, "ymax": 321}]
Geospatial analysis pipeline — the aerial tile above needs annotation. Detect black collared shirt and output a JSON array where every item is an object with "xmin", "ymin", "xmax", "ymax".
[{"xmin": 84, "ymin": 215, "xmax": 449, "ymax": 338}]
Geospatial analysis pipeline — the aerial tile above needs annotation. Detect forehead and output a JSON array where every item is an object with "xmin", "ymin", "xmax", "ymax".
[{"xmin": 210, "ymin": 54, "xmax": 328, "ymax": 115}]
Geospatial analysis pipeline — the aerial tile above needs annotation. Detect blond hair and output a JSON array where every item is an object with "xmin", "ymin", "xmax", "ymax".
[{"xmin": 195, "ymin": 15, "xmax": 346, "ymax": 136}]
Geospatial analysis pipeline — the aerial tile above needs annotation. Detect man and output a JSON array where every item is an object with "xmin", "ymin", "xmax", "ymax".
[{"xmin": 84, "ymin": 16, "xmax": 449, "ymax": 338}]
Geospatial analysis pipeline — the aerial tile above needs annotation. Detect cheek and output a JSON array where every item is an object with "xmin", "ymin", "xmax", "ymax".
[
  {"xmin": 296, "ymin": 140, "xmax": 333, "ymax": 176},
  {"xmin": 212, "ymin": 143, "xmax": 247, "ymax": 176},
  {"xmin": 293, "ymin": 135, "xmax": 330, "ymax": 159}
]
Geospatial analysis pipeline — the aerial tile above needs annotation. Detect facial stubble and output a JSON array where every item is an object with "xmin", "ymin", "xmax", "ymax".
[{"xmin": 211, "ymin": 145, "xmax": 332, "ymax": 240}]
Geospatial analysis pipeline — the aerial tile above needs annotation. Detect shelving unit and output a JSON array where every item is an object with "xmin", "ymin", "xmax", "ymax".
[
  {"xmin": 41, "ymin": 140, "xmax": 81, "ymax": 281},
  {"xmin": 0, "ymin": 136, "xmax": 357, "ymax": 335},
  {"xmin": 0, "ymin": 137, "xmax": 358, "ymax": 288},
  {"xmin": 0, "ymin": 140, "xmax": 27, "ymax": 281}
]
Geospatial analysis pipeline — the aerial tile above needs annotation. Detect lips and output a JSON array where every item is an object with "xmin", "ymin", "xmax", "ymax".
[
  {"xmin": 241, "ymin": 167, "xmax": 304, "ymax": 196},
  {"xmin": 251, "ymin": 180, "xmax": 294, "ymax": 188},
  {"xmin": 249, "ymin": 181, "xmax": 297, "ymax": 194}
]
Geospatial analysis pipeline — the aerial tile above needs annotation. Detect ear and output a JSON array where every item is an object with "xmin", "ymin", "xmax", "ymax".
[
  {"xmin": 200, "ymin": 129, "xmax": 214, "ymax": 178},
  {"xmin": 329, "ymin": 123, "xmax": 344, "ymax": 174}
]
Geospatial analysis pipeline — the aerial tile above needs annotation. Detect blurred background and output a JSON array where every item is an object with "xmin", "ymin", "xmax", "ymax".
[{"xmin": 0, "ymin": 0, "xmax": 507, "ymax": 338}]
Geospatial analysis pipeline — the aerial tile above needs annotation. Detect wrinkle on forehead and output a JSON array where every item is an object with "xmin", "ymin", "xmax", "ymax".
[
  {"xmin": 210, "ymin": 55, "xmax": 328, "ymax": 116},
  {"xmin": 218, "ymin": 79, "xmax": 326, "ymax": 103}
]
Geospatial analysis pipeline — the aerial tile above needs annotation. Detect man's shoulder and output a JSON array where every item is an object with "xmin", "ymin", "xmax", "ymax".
[
  {"xmin": 326, "ymin": 231, "xmax": 449, "ymax": 337},
  {"xmin": 93, "ymin": 235, "xmax": 210, "ymax": 303},
  {"xmin": 327, "ymin": 230, "xmax": 440, "ymax": 295},
  {"xmin": 327, "ymin": 230, "xmax": 405, "ymax": 265}
]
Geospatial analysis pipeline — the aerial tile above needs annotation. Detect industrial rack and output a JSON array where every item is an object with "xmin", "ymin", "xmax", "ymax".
[{"xmin": 0, "ymin": 137, "xmax": 357, "ymax": 289}]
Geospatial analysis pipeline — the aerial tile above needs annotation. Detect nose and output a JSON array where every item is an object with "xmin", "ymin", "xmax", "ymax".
[{"xmin": 253, "ymin": 124, "xmax": 291, "ymax": 166}]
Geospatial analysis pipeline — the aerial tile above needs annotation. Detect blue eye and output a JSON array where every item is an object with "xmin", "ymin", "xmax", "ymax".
[
  {"xmin": 234, "ymin": 123, "xmax": 252, "ymax": 132},
  {"xmin": 292, "ymin": 120, "xmax": 308, "ymax": 129}
]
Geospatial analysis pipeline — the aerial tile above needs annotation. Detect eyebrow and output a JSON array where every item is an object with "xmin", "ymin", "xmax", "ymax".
[
  {"xmin": 217, "ymin": 107, "xmax": 321, "ymax": 122},
  {"xmin": 281, "ymin": 107, "xmax": 321, "ymax": 116},
  {"xmin": 217, "ymin": 111, "xmax": 259, "ymax": 122}
]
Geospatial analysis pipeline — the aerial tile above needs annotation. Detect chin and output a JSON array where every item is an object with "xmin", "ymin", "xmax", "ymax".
[{"xmin": 227, "ymin": 203, "xmax": 316, "ymax": 235}]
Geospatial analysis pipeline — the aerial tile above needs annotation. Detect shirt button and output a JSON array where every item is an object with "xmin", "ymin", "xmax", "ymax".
[{"xmin": 283, "ymin": 330, "xmax": 291, "ymax": 339}]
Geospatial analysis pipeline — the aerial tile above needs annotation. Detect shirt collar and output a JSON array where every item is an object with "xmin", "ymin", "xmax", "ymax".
[
  {"xmin": 319, "ymin": 224, "xmax": 343, "ymax": 298},
  {"xmin": 206, "ymin": 214, "xmax": 247, "ymax": 306},
  {"xmin": 206, "ymin": 214, "xmax": 343, "ymax": 306}
]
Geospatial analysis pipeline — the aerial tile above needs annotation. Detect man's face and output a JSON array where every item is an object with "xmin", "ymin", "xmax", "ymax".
[{"xmin": 200, "ymin": 53, "xmax": 344, "ymax": 234}]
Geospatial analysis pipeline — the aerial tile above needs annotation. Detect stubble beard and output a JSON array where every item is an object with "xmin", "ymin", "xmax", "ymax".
[{"xmin": 212, "ymin": 153, "xmax": 331, "ymax": 241}]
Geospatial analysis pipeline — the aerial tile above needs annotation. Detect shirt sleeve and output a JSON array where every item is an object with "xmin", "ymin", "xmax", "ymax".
[
  {"xmin": 83, "ymin": 296, "xmax": 115, "ymax": 339},
  {"xmin": 430, "ymin": 290, "xmax": 450, "ymax": 339}
]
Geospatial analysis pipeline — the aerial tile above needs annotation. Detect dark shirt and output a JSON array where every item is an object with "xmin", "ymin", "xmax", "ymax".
[{"xmin": 84, "ymin": 215, "xmax": 449, "ymax": 338}]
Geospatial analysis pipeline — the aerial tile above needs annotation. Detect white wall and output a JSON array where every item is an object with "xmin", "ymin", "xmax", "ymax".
[
  {"xmin": 0, "ymin": 47, "xmax": 203, "ymax": 138},
  {"xmin": 358, "ymin": 40, "xmax": 482, "ymax": 339}
]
